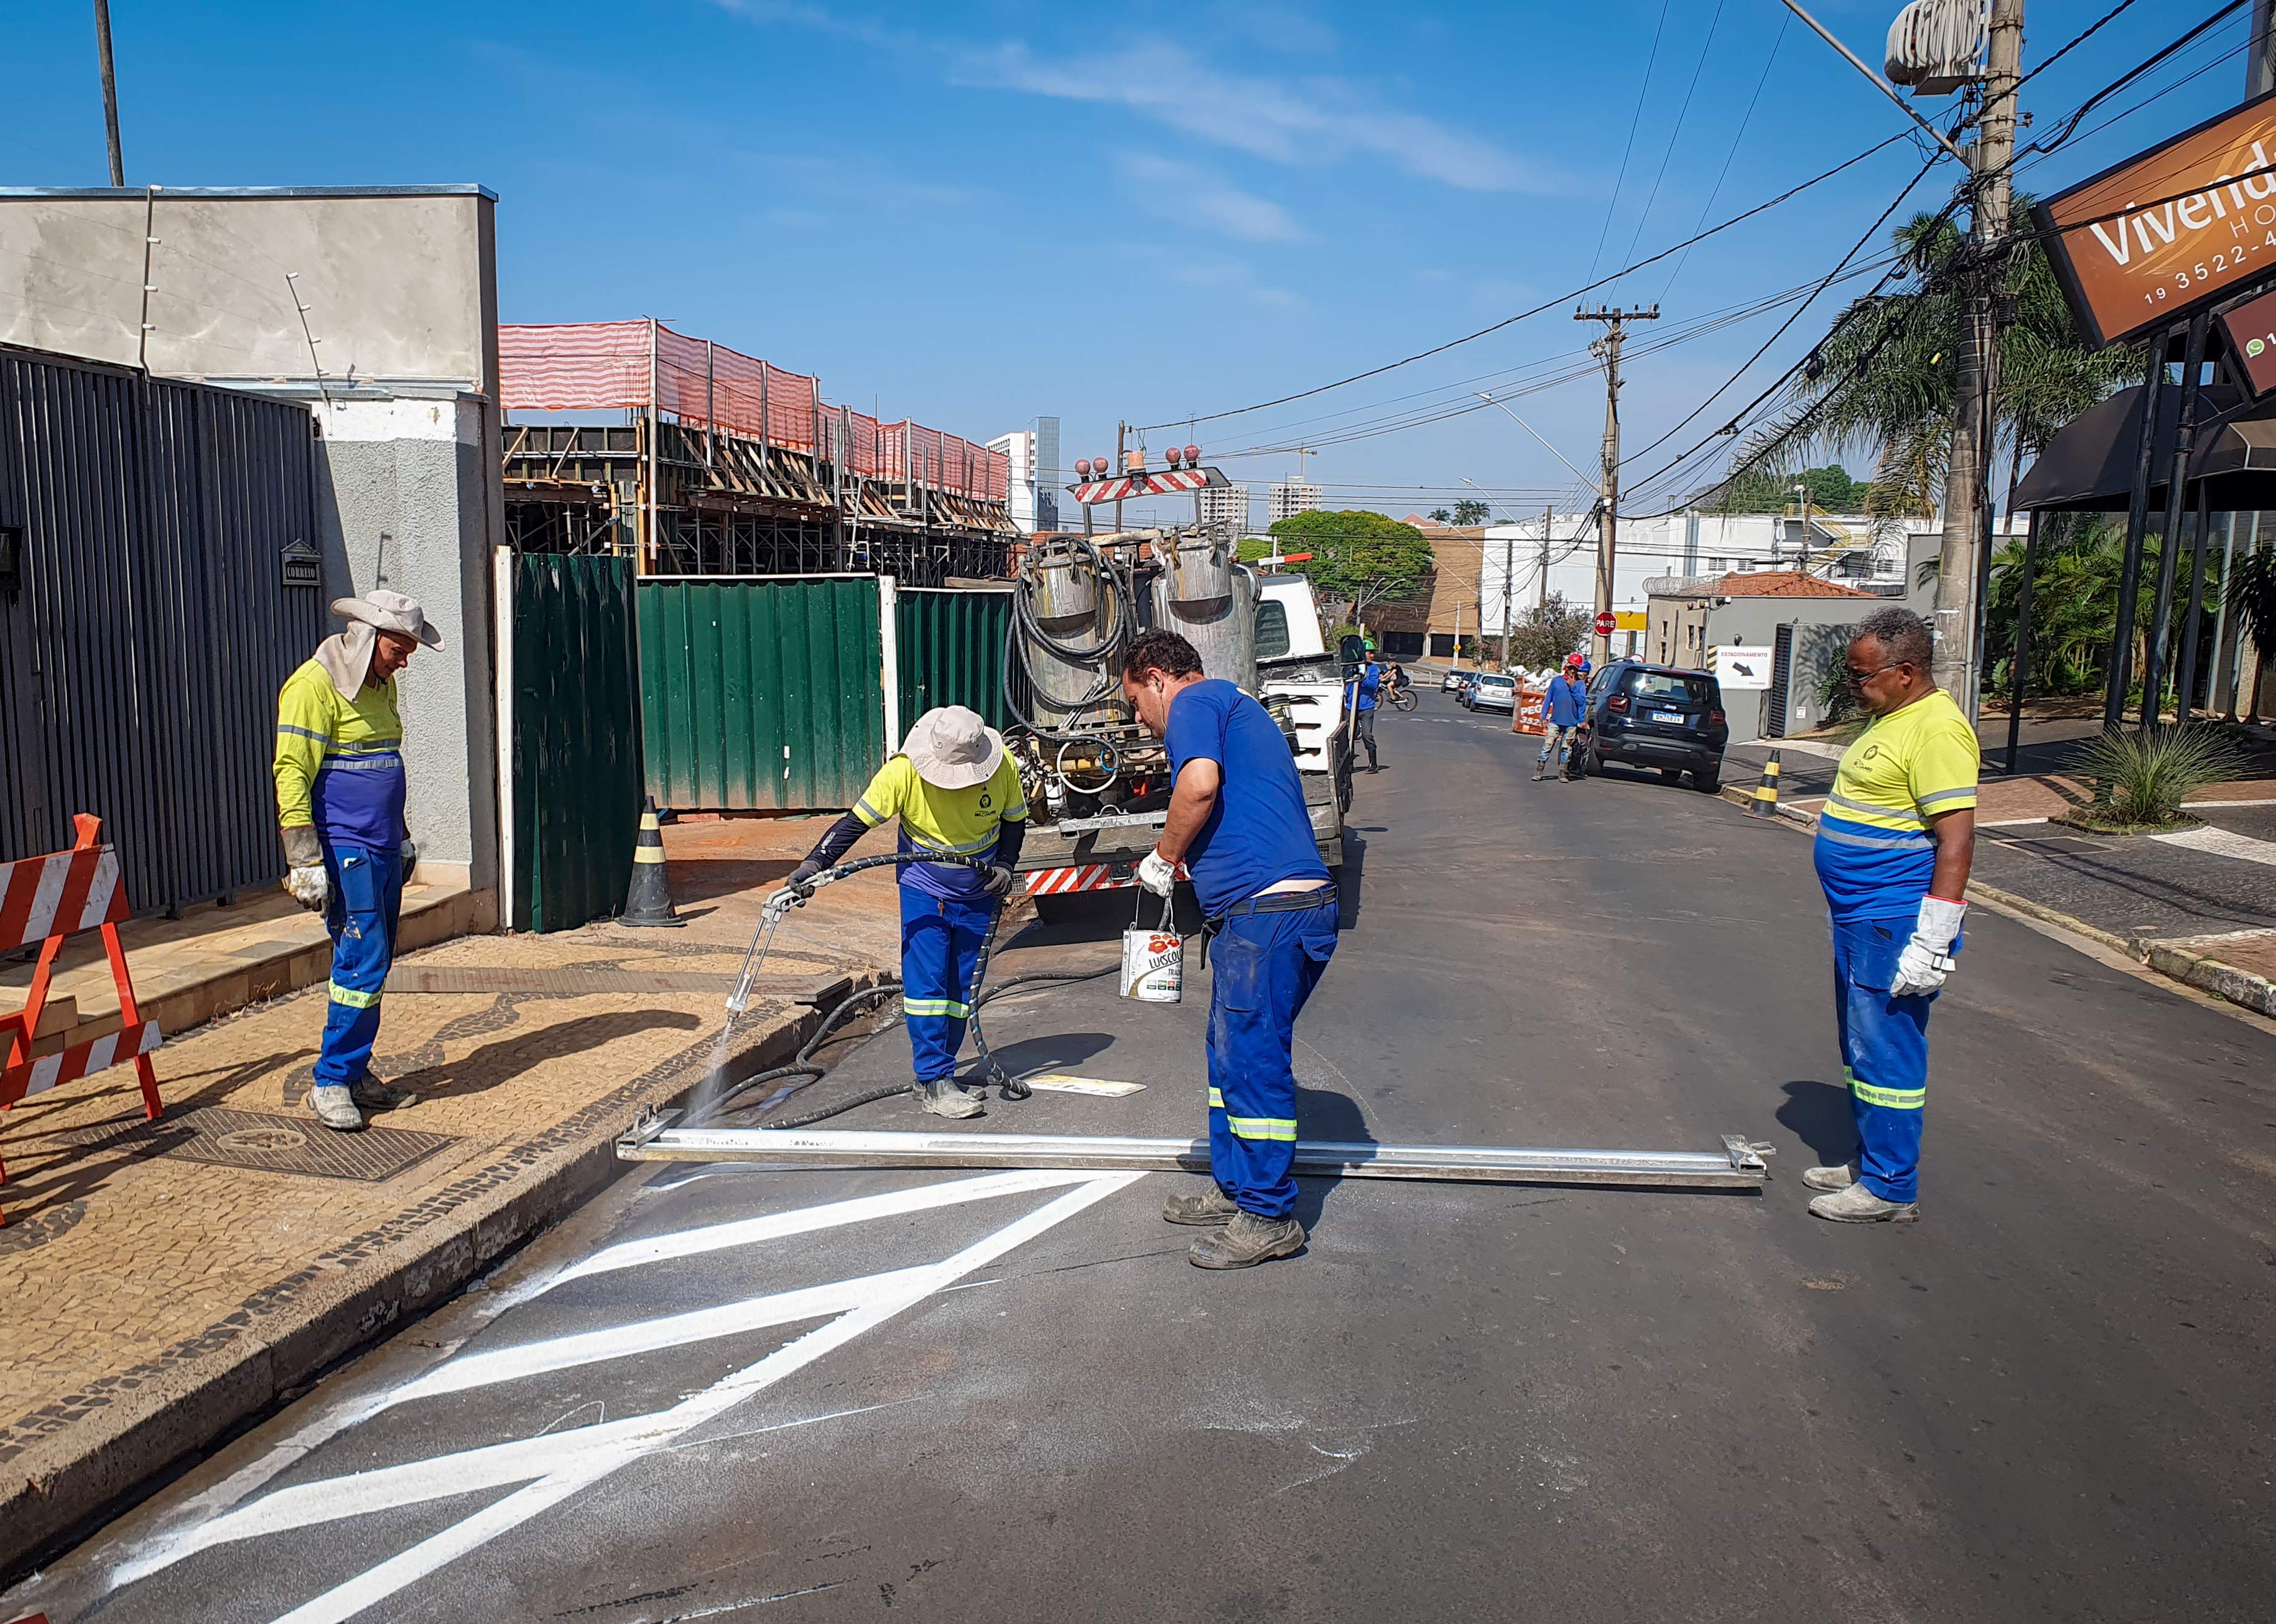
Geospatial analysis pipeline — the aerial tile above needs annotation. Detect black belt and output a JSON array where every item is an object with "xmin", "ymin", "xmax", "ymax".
[{"xmin": 1206, "ymin": 884, "xmax": 1338, "ymax": 934}]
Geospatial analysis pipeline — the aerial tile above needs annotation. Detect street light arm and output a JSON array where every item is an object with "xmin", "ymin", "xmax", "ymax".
[
  {"xmin": 1475, "ymin": 393, "xmax": 1602, "ymax": 495},
  {"xmin": 1775, "ymin": 0, "xmax": 1972, "ymax": 167}
]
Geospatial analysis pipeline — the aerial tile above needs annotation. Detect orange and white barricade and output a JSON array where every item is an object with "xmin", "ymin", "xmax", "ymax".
[
  {"xmin": 1, "ymin": 814, "xmax": 165, "ymax": 1224},
  {"xmin": 1025, "ymin": 857, "xmax": 1190, "ymax": 899},
  {"xmin": 1511, "ymin": 685, "xmax": 1548, "ymax": 736}
]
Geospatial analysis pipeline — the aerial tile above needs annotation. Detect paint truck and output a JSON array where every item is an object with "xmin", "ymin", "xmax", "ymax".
[{"xmin": 1003, "ymin": 530, "xmax": 1347, "ymax": 916}]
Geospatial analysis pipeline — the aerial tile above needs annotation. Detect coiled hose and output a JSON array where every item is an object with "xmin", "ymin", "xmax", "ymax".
[
  {"xmin": 698, "ymin": 849, "xmax": 1116, "ymax": 1129},
  {"xmin": 1002, "ymin": 534, "xmax": 1139, "ymax": 743}
]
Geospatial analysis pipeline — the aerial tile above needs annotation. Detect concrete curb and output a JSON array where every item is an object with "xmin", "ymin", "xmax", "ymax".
[
  {"xmin": 1713, "ymin": 782, "xmax": 2276, "ymax": 1018},
  {"xmin": 0, "ymin": 977, "xmax": 873, "ymax": 1583}
]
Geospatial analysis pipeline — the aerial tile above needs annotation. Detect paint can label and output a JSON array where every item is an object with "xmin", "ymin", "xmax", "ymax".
[{"xmin": 1120, "ymin": 927, "xmax": 1183, "ymax": 1003}]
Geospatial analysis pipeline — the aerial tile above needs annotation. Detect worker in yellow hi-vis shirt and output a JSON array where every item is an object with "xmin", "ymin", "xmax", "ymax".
[
  {"xmin": 1805, "ymin": 607, "xmax": 1977, "ymax": 1225},
  {"xmin": 273, "ymin": 592, "xmax": 442, "ymax": 1133},
  {"xmin": 786, "ymin": 707, "xmax": 1026, "ymax": 1118}
]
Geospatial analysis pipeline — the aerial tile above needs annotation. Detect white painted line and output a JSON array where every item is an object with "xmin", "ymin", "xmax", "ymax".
[
  {"xmin": 1023, "ymin": 1074, "xmax": 1146, "ymax": 1096},
  {"xmin": 388, "ymin": 1266, "xmax": 937, "ymax": 1404},
  {"xmin": 1979, "ymin": 816, "xmax": 2050, "ymax": 828},
  {"xmin": 2180, "ymin": 796, "xmax": 2276, "ymax": 809},
  {"xmin": 178, "ymin": 1174, "xmax": 1141, "ymax": 1624},
  {"xmin": 2151, "ymin": 824, "xmax": 2276, "ymax": 866},
  {"xmin": 550, "ymin": 1168, "xmax": 1103, "ymax": 1288}
]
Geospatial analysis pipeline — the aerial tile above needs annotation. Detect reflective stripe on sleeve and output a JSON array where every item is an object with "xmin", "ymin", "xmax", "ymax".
[{"xmin": 1916, "ymin": 786, "xmax": 1977, "ymax": 809}]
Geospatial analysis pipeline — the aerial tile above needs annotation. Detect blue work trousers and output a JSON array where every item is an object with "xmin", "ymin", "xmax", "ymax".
[
  {"xmin": 1205, "ymin": 896, "xmax": 1339, "ymax": 1219},
  {"xmin": 901, "ymin": 886, "xmax": 993, "ymax": 1084},
  {"xmin": 314, "ymin": 841, "xmax": 404, "ymax": 1089},
  {"xmin": 1830, "ymin": 912, "xmax": 1956, "ymax": 1205}
]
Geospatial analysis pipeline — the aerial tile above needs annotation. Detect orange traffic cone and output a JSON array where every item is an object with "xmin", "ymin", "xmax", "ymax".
[{"xmin": 620, "ymin": 797, "xmax": 684, "ymax": 927}]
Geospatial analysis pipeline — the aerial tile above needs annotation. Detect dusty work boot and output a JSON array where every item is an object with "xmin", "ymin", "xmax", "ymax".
[
  {"xmin": 309, "ymin": 1085, "xmax": 364, "ymax": 1133},
  {"xmin": 1808, "ymin": 1182, "xmax": 1918, "ymax": 1223},
  {"xmin": 1161, "ymin": 1186, "xmax": 1240, "ymax": 1227},
  {"xmin": 1532, "ymin": 761, "xmax": 1546, "ymax": 781},
  {"xmin": 1188, "ymin": 1210, "xmax": 1306, "ymax": 1268},
  {"xmin": 351, "ymin": 1079, "xmax": 417, "ymax": 1115},
  {"xmin": 920, "ymin": 1079, "xmax": 983, "ymax": 1119},
  {"xmin": 1802, "ymin": 1161, "xmax": 1859, "ymax": 1192}
]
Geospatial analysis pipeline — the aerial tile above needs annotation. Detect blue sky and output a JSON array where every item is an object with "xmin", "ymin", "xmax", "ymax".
[{"xmin": 2, "ymin": 2, "xmax": 2249, "ymax": 526}]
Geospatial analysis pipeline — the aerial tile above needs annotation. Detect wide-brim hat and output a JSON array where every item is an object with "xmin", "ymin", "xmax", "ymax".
[
  {"xmin": 332, "ymin": 589, "xmax": 444, "ymax": 650},
  {"xmin": 902, "ymin": 705, "xmax": 1005, "ymax": 791}
]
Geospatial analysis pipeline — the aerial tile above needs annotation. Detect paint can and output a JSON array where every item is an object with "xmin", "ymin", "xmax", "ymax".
[{"xmin": 1121, "ymin": 891, "xmax": 1182, "ymax": 1003}]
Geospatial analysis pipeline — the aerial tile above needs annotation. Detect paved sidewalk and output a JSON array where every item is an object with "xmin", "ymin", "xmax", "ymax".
[{"xmin": 0, "ymin": 815, "xmax": 905, "ymax": 1579}]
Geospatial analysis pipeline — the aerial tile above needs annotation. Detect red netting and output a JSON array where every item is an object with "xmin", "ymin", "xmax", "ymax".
[{"xmin": 499, "ymin": 321, "xmax": 1009, "ymax": 497}]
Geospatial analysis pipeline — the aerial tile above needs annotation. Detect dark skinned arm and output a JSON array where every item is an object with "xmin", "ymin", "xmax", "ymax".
[{"xmin": 1926, "ymin": 806, "xmax": 1974, "ymax": 901}]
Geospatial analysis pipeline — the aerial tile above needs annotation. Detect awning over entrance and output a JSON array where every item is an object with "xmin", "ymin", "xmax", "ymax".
[{"xmin": 2012, "ymin": 381, "xmax": 2276, "ymax": 513}]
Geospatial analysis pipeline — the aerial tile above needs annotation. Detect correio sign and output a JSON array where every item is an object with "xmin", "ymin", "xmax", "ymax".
[{"xmin": 2035, "ymin": 91, "xmax": 2276, "ymax": 349}]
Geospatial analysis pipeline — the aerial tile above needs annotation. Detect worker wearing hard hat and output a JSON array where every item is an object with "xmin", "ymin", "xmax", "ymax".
[
  {"xmin": 1124, "ymin": 628, "xmax": 1336, "ymax": 1269},
  {"xmin": 273, "ymin": 591, "xmax": 440, "ymax": 1133},
  {"xmin": 787, "ymin": 706, "xmax": 1026, "ymax": 1118}
]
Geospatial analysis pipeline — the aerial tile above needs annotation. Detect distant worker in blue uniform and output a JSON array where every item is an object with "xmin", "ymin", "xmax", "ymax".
[
  {"xmin": 787, "ymin": 707, "xmax": 1024, "ymax": 1119},
  {"xmin": 274, "ymin": 591, "xmax": 441, "ymax": 1133},
  {"xmin": 1535, "ymin": 652, "xmax": 1590, "ymax": 781},
  {"xmin": 1806, "ymin": 608, "xmax": 1977, "ymax": 1223},
  {"xmin": 1125, "ymin": 629, "xmax": 1337, "ymax": 1269},
  {"xmin": 1345, "ymin": 654, "xmax": 1382, "ymax": 774}
]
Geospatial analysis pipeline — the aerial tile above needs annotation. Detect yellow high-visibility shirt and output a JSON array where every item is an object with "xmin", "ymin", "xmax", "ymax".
[
  {"xmin": 852, "ymin": 753, "xmax": 1026, "ymax": 902},
  {"xmin": 1812, "ymin": 687, "xmax": 1977, "ymax": 921},
  {"xmin": 273, "ymin": 657, "xmax": 407, "ymax": 849}
]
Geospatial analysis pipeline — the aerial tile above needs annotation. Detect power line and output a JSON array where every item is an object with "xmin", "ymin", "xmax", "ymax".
[
  {"xmin": 1661, "ymin": 11, "xmax": 1790, "ymax": 301},
  {"xmin": 1587, "ymin": 0, "xmax": 1676, "ymax": 284},
  {"xmin": 1136, "ymin": 129, "xmax": 1921, "ymax": 432},
  {"xmin": 1620, "ymin": 0, "xmax": 1730, "ymax": 277}
]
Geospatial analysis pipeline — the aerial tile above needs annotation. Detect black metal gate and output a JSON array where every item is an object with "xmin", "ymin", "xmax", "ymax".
[
  {"xmin": 1765, "ymin": 623, "xmax": 1795, "ymax": 738},
  {"xmin": 0, "ymin": 345, "xmax": 324, "ymax": 914}
]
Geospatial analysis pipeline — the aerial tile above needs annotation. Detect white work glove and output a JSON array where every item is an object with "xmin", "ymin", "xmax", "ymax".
[
  {"xmin": 281, "ymin": 825, "xmax": 328, "ymax": 913},
  {"xmin": 1136, "ymin": 849, "xmax": 1178, "ymax": 896},
  {"xmin": 982, "ymin": 864, "xmax": 1016, "ymax": 899},
  {"xmin": 1889, "ymin": 896, "xmax": 1966, "ymax": 998}
]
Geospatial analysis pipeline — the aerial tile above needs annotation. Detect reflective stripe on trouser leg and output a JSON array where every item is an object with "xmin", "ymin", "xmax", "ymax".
[
  {"xmin": 1204, "ymin": 903, "xmax": 1337, "ymax": 1220},
  {"xmin": 1831, "ymin": 913, "xmax": 1932, "ymax": 1205},
  {"xmin": 900, "ymin": 884, "xmax": 989, "ymax": 1084},
  {"xmin": 314, "ymin": 841, "xmax": 404, "ymax": 1088}
]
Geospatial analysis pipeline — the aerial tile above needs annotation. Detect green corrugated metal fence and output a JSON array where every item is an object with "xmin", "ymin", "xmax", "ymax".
[
  {"xmin": 896, "ymin": 587, "xmax": 1013, "ymax": 731},
  {"xmin": 639, "ymin": 577, "xmax": 885, "ymax": 810},
  {"xmin": 513, "ymin": 553, "xmax": 643, "ymax": 933}
]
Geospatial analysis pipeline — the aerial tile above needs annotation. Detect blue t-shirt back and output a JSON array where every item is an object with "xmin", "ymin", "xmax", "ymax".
[
  {"xmin": 1543, "ymin": 675, "xmax": 1589, "ymax": 726},
  {"xmin": 1164, "ymin": 679, "xmax": 1330, "ymax": 917}
]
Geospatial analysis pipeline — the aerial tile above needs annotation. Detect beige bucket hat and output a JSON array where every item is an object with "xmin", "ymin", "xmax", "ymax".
[
  {"xmin": 332, "ymin": 589, "xmax": 445, "ymax": 649},
  {"xmin": 901, "ymin": 705, "xmax": 1005, "ymax": 791}
]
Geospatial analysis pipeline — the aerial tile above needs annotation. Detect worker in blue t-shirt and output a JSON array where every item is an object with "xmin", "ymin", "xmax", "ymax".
[
  {"xmin": 1124, "ymin": 629, "xmax": 1335, "ymax": 1270},
  {"xmin": 1345, "ymin": 656, "xmax": 1382, "ymax": 773},
  {"xmin": 1535, "ymin": 653, "xmax": 1590, "ymax": 781}
]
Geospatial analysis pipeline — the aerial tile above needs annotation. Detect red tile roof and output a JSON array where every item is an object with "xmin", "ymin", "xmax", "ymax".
[{"xmin": 1710, "ymin": 570, "xmax": 1875, "ymax": 598}]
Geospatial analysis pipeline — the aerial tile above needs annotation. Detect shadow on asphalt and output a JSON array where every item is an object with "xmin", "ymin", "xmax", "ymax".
[
  {"xmin": 975, "ymin": 1031, "xmax": 1117, "ymax": 1081},
  {"xmin": 1290, "ymin": 1080, "xmax": 1375, "ymax": 1231},
  {"xmin": 1337, "ymin": 828, "xmax": 1367, "ymax": 932},
  {"xmin": 1777, "ymin": 1078, "xmax": 1854, "ymax": 1163}
]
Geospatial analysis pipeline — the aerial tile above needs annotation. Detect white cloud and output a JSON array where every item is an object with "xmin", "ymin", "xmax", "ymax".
[
  {"xmin": 1118, "ymin": 154, "xmax": 1309, "ymax": 243},
  {"xmin": 1218, "ymin": 3, "xmax": 1339, "ymax": 54},
  {"xmin": 705, "ymin": 4, "xmax": 1540, "ymax": 194}
]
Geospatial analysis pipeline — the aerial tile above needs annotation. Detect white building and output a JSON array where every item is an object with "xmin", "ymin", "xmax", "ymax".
[
  {"xmin": 1267, "ymin": 479, "xmax": 1321, "ymax": 523},
  {"xmin": 987, "ymin": 427, "xmax": 1044, "ymax": 534},
  {"xmin": 1195, "ymin": 481, "xmax": 1250, "ymax": 537}
]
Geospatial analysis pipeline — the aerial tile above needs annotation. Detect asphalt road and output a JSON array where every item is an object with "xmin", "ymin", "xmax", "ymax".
[{"xmin": 14, "ymin": 692, "xmax": 2276, "ymax": 1624}]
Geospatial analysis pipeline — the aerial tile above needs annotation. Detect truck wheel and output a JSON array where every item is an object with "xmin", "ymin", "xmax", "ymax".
[{"xmin": 1660, "ymin": 768, "xmax": 1684, "ymax": 784}]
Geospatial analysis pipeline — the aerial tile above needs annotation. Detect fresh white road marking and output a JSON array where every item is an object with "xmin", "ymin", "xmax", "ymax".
[{"xmin": 2152, "ymin": 824, "xmax": 2276, "ymax": 866}]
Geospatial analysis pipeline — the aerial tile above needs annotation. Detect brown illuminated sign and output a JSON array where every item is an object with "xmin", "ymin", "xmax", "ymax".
[
  {"xmin": 2219, "ymin": 286, "xmax": 2276, "ymax": 394},
  {"xmin": 2035, "ymin": 91, "xmax": 2276, "ymax": 349}
]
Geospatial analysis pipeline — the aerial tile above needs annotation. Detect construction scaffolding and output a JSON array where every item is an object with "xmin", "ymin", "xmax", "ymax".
[{"xmin": 499, "ymin": 320, "xmax": 1016, "ymax": 583}]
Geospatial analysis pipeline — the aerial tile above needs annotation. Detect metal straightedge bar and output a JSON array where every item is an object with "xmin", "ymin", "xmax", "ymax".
[{"xmin": 615, "ymin": 1111, "xmax": 1772, "ymax": 1190}]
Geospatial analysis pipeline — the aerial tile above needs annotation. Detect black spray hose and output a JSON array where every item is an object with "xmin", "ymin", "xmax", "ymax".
[{"xmin": 702, "ymin": 848, "xmax": 1111, "ymax": 1129}]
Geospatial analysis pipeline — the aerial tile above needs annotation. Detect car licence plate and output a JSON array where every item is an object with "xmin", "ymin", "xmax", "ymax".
[{"xmin": 1653, "ymin": 710, "xmax": 1685, "ymax": 725}]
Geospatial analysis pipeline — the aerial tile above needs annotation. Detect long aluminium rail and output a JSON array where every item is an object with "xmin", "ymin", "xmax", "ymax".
[{"xmin": 616, "ymin": 1113, "xmax": 1772, "ymax": 1190}]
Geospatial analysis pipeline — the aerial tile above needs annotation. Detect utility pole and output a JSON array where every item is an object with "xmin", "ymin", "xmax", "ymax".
[
  {"xmin": 1500, "ymin": 533, "xmax": 1516, "ymax": 669},
  {"xmin": 1539, "ymin": 504, "xmax": 1552, "ymax": 616},
  {"xmin": 1115, "ymin": 420, "xmax": 1126, "ymax": 532},
  {"xmin": 1576, "ymin": 305, "xmax": 1657, "ymax": 666},
  {"xmin": 93, "ymin": 0, "xmax": 124, "ymax": 186},
  {"xmin": 1930, "ymin": 0, "xmax": 2024, "ymax": 712}
]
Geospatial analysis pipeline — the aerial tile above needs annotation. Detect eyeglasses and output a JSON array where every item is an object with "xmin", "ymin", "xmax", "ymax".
[{"xmin": 1844, "ymin": 660, "xmax": 1907, "ymax": 688}]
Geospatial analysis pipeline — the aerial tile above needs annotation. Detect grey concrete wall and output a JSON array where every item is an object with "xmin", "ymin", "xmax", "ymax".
[
  {"xmin": 315, "ymin": 397, "xmax": 498, "ymax": 892},
  {"xmin": 1703, "ymin": 598, "xmax": 1877, "ymax": 745},
  {"xmin": 0, "ymin": 188, "xmax": 495, "ymax": 388}
]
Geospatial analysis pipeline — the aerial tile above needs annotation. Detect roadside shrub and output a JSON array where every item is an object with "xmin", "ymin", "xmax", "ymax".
[{"xmin": 2068, "ymin": 725, "xmax": 2244, "ymax": 827}]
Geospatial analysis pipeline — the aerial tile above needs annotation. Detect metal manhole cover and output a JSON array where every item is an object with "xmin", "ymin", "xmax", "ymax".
[{"xmin": 62, "ymin": 1107, "xmax": 457, "ymax": 1184}]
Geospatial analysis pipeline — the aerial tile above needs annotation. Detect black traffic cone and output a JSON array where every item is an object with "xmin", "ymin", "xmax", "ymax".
[
  {"xmin": 1745, "ymin": 749, "xmax": 1782, "ymax": 819},
  {"xmin": 621, "ymin": 796, "xmax": 684, "ymax": 926}
]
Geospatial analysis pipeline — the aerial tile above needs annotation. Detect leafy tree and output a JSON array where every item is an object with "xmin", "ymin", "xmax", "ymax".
[
  {"xmin": 1715, "ymin": 465, "xmax": 1867, "ymax": 514},
  {"xmin": 1428, "ymin": 508, "xmax": 1453, "ymax": 524},
  {"xmin": 1265, "ymin": 509, "xmax": 1436, "ymax": 624},
  {"xmin": 1450, "ymin": 498, "xmax": 1492, "ymax": 526},
  {"xmin": 2226, "ymin": 542, "xmax": 2276, "ymax": 718},
  {"xmin": 1502, "ymin": 592, "xmax": 1592, "ymax": 672}
]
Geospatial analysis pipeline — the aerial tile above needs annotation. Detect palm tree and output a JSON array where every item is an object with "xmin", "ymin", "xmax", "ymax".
[
  {"xmin": 1724, "ymin": 202, "xmax": 2140, "ymax": 518},
  {"xmin": 2227, "ymin": 543, "xmax": 2276, "ymax": 718}
]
